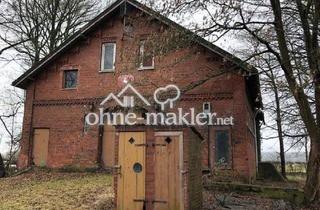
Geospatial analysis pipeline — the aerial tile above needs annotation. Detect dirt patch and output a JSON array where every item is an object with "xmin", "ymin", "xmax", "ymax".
[{"xmin": 203, "ymin": 191, "xmax": 294, "ymax": 210}]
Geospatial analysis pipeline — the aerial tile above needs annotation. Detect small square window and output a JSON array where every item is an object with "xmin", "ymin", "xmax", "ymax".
[
  {"xmin": 101, "ymin": 43, "xmax": 116, "ymax": 71},
  {"xmin": 139, "ymin": 40, "xmax": 154, "ymax": 70},
  {"xmin": 63, "ymin": 70, "xmax": 78, "ymax": 89}
]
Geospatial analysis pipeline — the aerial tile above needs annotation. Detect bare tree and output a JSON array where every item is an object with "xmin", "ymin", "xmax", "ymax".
[
  {"xmin": 262, "ymin": 57, "xmax": 288, "ymax": 178},
  {"xmin": 0, "ymin": 88, "xmax": 23, "ymax": 172},
  {"xmin": 0, "ymin": 0, "xmax": 100, "ymax": 173},
  {"xmin": 257, "ymin": 54, "xmax": 308, "ymax": 178},
  {"xmin": 160, "ymin": 0, "xmax": 320, "ymax": 203},
  {"xmin": 0, "ymin": 0, "xmax": 99, "ymax": 66},
  {"xmin": 0, "ymin": 0, "xmax": 22, "ymax": 56}
]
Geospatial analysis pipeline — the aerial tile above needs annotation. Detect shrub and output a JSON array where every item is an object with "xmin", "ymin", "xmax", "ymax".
[{"xmin": 0, "ymin": 154, "xmax": 5, "ymax": 178}]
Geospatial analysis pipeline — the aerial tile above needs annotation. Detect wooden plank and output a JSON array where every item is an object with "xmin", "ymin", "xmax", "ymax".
[
  {"xmin": 117, "ymin": 132, "xmax": 125, "ymax": 210},
  {"xmin": 102, "ymin": 125, "xmax": 115, "ymax": 168},
  {"xmin": 179, "ymin": 133, "xmax": 184, "ymax": 210},
  {"xmin": 155, "ymin": 137, "xmax": 168, "ymax": 210},
  {"xmin": 170, "ymin": 136, "xmax": 180, "ymax": 210},
  {"xmin": 32, "ymin": 129, "xmax": 49, "ymax": 167},
  {"xmin": 117, "ymin": 132, "xmax": 145, "ymax": 210},
  {"xmin": 154, "ymin": 134, "xmax": 182, "ymax": 210},
  {"xmin": 175, "ymin": 137, "xmax": 179, "ymax": 209}
]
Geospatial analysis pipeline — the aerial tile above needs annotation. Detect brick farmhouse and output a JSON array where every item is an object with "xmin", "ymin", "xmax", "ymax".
[{"xmin": 13, "ymin": 0, "xmax": 262, "ymax": 183}]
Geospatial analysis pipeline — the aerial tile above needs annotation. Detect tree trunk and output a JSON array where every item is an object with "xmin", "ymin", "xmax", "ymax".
[
  {"xmin": 305, "ymin": 136, "xmax": 308, "ymax": 163},
  {"xmin": 271, "ymin": 70, "xmax": 286, "ymax": 178},
  {"xmin": 270, "ymin": 0, "xmax": 320, "ymax": 202},
  {"xmin": 304, "ymin": 136, "xmax": 320, "ymax": 202},
  {"xmin": 256, "ymin": 122, "xmax": 262, "ymax": 163},
  {"xmin": 304, "ymin": 75, "xmax": 320, "ymax": 202},
  {"xmin": 273, "ymin": 83, "xmax": 286, "ymax": 178},
  {"xmin": 0, "ymin": 154, "xmax": 5, "ymax": 178},
  {"xmin": 276, "ymin": 116, "xmax": 286, "ymax": 178}
]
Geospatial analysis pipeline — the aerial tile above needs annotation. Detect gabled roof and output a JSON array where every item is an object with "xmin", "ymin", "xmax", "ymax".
[{"xmin": 11, "ymin": 0, "xmax": 262, "ymax": 108}]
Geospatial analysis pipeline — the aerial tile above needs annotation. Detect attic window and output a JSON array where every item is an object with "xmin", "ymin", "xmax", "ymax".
[
  {"xmin": 138, "ymin": 40, "xmax": 154, "ymax": 70},
  {"xmin": 63, "ymin": 70, "xmax": 78, "ymax": 89},
  {"xmin": 101, "ymin": 43, "xmax": 116, "ymax": 72}
]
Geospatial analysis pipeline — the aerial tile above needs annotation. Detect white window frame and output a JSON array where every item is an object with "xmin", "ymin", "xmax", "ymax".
[
  {"xmin": 100, "ymin": 43, "xmax": 116, "ymax": 72},
  {"xmin": 138, "ymin": 40, "xmax": 154, "ymax": 70}
]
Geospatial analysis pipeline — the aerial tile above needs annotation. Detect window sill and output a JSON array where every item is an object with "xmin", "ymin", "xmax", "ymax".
[
  {"xmin": 138, "ymin": 66, "xmax": 155, "ymax": 71},
  {"xmin": 99, "ymin": 69, "xmax": 115, "ymax": 73},
  {"xmin": 62, "ymin": 88, "xmax": 77, "ymax": 91}
]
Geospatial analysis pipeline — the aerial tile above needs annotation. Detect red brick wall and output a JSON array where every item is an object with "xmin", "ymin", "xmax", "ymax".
[
  {"xmin": 17, "ymin": 83, "xmax": 35, "ymax": 168},
  {"xmin": 184, "ymin": 128, "xmax": 203, "ymax": 209},
  {"xmin": 34, "ymin": 105, "xmax": 99, "ymax": 168},
  {"xmin": 17, "ymin": 7, "xmax": 257, "ymax": 180}
]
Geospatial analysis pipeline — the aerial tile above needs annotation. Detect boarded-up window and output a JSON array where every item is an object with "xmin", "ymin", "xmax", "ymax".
[{"xmin": 215, "ymin": 130, "xmax": 230, "ymax": 166}]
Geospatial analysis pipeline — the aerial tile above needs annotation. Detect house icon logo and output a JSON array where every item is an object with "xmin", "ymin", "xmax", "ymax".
[
  {"xmin": 100, "ymin": 84, "xmax": 151, "ymax": 108},
  {"xmin": 87, "ymin": 83, "xmax": 233, "ymax": 127}
]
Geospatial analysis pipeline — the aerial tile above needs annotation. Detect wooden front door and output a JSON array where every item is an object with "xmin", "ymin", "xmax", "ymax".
[
  {"xmin": 32, "ymin": 129, "xmax": 49, "ymax": 167},
  {"xmin": 154, "ymin": 132, "xmax": 184, "ymax": 210},
  {"xmin": 117, "ymin": 132, "xmax": 146, "ymax": 210}
]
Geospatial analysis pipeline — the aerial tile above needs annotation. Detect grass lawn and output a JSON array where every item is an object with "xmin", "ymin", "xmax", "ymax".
[
  {"xmin": 0, "ymin": 170, "xmax": 114, "ymax": 210},
  {"xmin": 0, "ymin": 169, "xmax": 313, "ymax": 210}
]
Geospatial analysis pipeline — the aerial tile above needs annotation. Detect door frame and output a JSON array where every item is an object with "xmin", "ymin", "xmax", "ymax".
[{"xmin": 154, "ymin": 131, "xmax": 184, "ymax": 210}]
